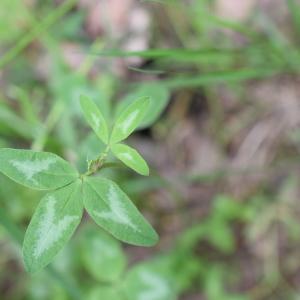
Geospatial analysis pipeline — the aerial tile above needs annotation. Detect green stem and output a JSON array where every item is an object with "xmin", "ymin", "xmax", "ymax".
[
  {"xmin": 78, "ymin": 39, "xmax": 104, "ymax": 76},
  {"xmin": 83, "ymin": 145, "xmax": 111, "ymax": 177},
  {"xmin": 31, "ymin": 101, "xmax": 64, "ymax": 151}
]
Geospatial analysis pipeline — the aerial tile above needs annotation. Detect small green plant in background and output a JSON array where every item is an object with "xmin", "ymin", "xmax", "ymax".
[
  {"xmin": 0, "ymin": 95, "xmax": 158, "ymax": 274},
  {"xmin": 78, "ymin": 225, "xmax": 176, "ymax": 300}
]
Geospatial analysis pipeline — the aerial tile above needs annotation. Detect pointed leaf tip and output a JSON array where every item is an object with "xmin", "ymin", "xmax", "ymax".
[
  {"xmin": 111, "ymin": 143, "xmax": 149, "ymax": 176},
  {"xmin": 111, "ymin": 96, "xmax": 150, "ymax": 144},
  {"xmin": 83, "ymin": 177, "xmax": 158, "ymax": 247},
  {"xmin": 0, "ymin": 148, "xmax": 78, "ymax": 190},
  {"xmin": 80, "ymin": 95, "xmax": 109, "ymax": 144}
]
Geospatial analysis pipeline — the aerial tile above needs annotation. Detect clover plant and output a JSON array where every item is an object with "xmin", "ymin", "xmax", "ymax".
[{"xmin": 0, "ymin": 95, "xmax": 158, "ymax": 273}]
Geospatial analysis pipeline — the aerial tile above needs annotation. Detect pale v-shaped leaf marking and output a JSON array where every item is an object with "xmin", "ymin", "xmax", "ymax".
[
  {"xmin": 33, "ymin": 195, "xmax": 79, "ymax": 258},
  {"xmin": 93, "ymin": 184, "xmax": 139, "ymax": 231},
  {"xmin": 10, "ymin": 158, "xmax": 56, "ymax": 184}
]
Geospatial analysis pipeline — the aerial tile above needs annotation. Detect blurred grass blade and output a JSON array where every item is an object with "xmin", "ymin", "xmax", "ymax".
[
  {"xmin": 9, "ymin": 86, "xmax": 40, "ymax": 125},
  {"xmin": 205, "ymin": 14, "xmax": 259, "ymax": 38},
  {"xmin": 162, "ymin": 68, "xmax": 277, "ymax": 89},
  {"xmin": 287, "ymin": 0, "xmax": 300, "ymax": 36},
  {"xmin": 91, "ymin": 47, "xmax": 241, "ymax": 61},
  {"xmin": 127, "ymin": 66, "xmax": 165, "ymax": 74},
  {"xmin": 32, "ymin": 100, "xmax": 64, "ymax": 151}
]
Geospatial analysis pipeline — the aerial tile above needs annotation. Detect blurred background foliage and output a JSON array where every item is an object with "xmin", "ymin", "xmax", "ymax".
[{"xmin": 1, "ymin": 0, "xmax": 300, "ymax": 299}]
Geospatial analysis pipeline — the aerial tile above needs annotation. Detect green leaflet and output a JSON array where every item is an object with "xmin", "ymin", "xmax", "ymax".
[
  {"xmin": 88, "ymin": 286, "xmax": 124, "ymax": 300},
  {"xmin": 115, "ymin": 83, "xmax": 170, "ymax": 129},
  {"xmin": 110, "ymin": 96, "xmax": 150, "ymax": 144},
  {"xmin": 123, "ymin": 261, "xmax": 177, "ymax": 300},
  {"xmin": 111, "ymin": 143, "xmax": 149, "ymax": 176},
  {"xmin": 0, "ymin": 148, "xmax": 78, "ymax": 190},
  {"xmin": 79, "ymin": 225, "xmax": 127, "ymax": 282},
  {"xmin": 83, "ymin": 177, "xmax": 158, "ymax": 247},
  {"xmin": 23, "ymin": 181, "xmax": 83, "ymax": 273},
  {"xmin": 80, "ymin": 95, "xmax": 109, "ymax": 144}
]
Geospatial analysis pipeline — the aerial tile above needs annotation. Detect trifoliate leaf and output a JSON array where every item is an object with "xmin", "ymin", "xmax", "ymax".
[
  {"xmin": 110, "ymin": 96, "xmax": 150, "ymax": 144},
  {"xmin": 83, "ymin": 177, "xmax": 158, "ymax": 247},
  {"xmin": 23, "ymin": 181, "xmax": 83, "ymax": 273},
  {"xmin": 111, "ymin": 143, "xmax": 149, "ymax": 176},
  {"xmin": 80, "ymin": 95, "xmax": 109, "ymax": 144},
  {"xmin": 0, "ymin": 148, "xmax": 78, "ymax": 190}
]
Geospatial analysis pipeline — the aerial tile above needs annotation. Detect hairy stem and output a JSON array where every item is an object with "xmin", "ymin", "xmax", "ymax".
[{"xmin": 84, "ymin": 145, "xmax": 110, "ymax": 176}]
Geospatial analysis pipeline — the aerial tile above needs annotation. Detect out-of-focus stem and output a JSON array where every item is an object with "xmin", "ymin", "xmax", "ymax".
[{"xmin": 0, "ymin": 0, "xmax": 77, "ymax": 69}]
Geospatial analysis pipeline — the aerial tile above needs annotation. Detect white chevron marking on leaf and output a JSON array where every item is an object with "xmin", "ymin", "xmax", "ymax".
[
  {"xmin": 33, "ymin": 196, "xmax": 79, "ymax": 258},
  {"xmin": 10, "ymin": 157, "xmax": 56, "ymax": 184},
  {"xmin": 93, "ymin": 184, "xmax": 138, "ymax": 231}
]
